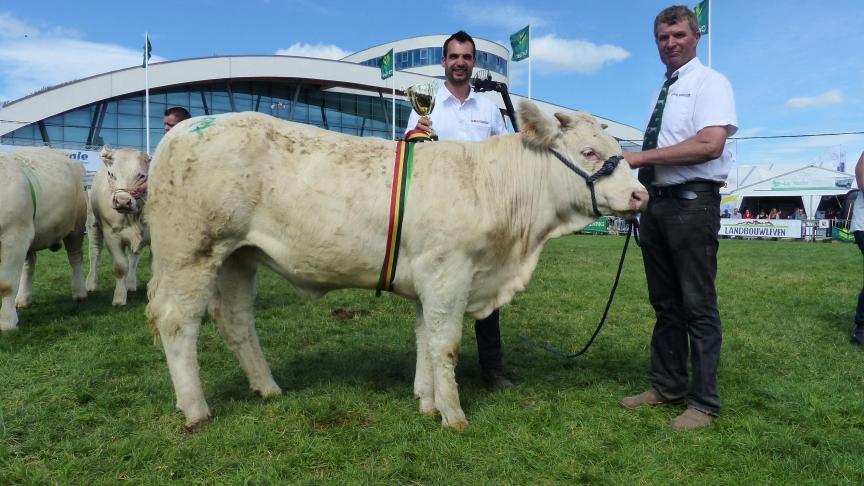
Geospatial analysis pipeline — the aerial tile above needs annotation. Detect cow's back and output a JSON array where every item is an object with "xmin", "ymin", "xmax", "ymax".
[{"xmin": 0, "ymin": 148, "xmax": 87, "ymax": 250}]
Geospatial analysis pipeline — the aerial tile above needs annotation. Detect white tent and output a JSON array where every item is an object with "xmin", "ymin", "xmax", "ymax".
[{"xmin": 722, "ymin": 164, "xmax": 854, "ymax": 218}]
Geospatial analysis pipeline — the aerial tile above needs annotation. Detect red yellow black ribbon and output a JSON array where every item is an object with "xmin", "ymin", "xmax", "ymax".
[{"xmin": 376, "ymin": 139, "xmax": 418, "ymax": 295}]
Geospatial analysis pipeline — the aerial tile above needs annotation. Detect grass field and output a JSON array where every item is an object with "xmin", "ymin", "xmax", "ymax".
[{"xmin": 1, "ymin": 235, "xmax": 863, "ymax": 484}]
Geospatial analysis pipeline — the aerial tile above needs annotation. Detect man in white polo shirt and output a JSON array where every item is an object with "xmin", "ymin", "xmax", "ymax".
[
  {"xmin": 621, "ymin": 5, "xmax": 737, "ymax": 431},
  {"xmin": 407, "ymin": 30, "xmax": 511, "ymax": 389}
]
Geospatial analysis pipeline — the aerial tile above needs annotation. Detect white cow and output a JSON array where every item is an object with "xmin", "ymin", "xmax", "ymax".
[
  {"xmin": 145, "ymin": 102, "xmax": 648, "ymax": 431},
  {"xmin": 0, "ymin": 148, "xmax": 88, "ymax": 330},
  {"xmin": 86, "ymin": 148, "xmax": 151, "ymax": 305}
]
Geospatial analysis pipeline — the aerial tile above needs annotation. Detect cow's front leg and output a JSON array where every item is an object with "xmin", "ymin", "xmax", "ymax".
[
  {"xmin": 413, "ymin": 303, "xmax": 436, "ymax": 417},
  {"xmin": 125, "ymin": 250, "xmax": 142, "ymax": 292},
  {"xmin": 104, "ymin": 235, "xmax": 129, "ymax": 306},
  {"xmin": 86, "ymin": 220, "xmax": 103, "ymax": 292},
  {"xmin": 14, "ymin": 251, "xmax": 36, "ymax": 309},
  {"xmin": 422, "ymin": 297, "xmax": 468, "ymax": 431}
]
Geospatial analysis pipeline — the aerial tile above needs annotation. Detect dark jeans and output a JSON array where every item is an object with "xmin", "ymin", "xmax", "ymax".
[
  {"xmin": 640, "ymin": 191, "xmax": 722, "ymax": 416},
  {"xmin": 475, "ymin": 309, "xmax": 503, "ymax": 371},
  {"xmin": 854, "ymin": 231, "xmax": 864, "ymax": 327}
]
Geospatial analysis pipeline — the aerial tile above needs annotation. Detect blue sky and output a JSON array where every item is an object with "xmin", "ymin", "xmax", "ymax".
[{"xmin": 1, "ymin": 0, "xmax": 862, "ymax": 169}]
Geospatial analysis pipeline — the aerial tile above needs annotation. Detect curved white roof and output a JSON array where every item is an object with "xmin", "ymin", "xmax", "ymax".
[{"xmin": 0, "ymin": 54, "xmax": 642, "ymax": 142}]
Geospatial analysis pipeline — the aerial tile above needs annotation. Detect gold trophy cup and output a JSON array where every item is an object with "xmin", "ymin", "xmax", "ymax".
[{"xmin": 405, "ymin": 83, "xmax": 438, "ymax": 141}]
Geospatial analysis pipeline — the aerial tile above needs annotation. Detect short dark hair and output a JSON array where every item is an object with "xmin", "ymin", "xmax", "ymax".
[
  {"xmin": 654, "ymin": 5, "xmax": 699, "ymax": 37},
  {"xmin": 164, "ymin": 106, "xmax": 191, "ymax": 120},
  {"xmin": 443, "ymin": 30, "xmax": 476, "ymax": 58}
]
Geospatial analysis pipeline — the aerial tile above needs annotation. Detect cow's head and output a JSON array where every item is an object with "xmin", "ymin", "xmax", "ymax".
[
  {"xmin": 519, "ymin": 102, "xmax": 648, "ymax": 220},
  {"xmin": 100, "ymin": 147, "xmax": 151, "ymax": 214}
]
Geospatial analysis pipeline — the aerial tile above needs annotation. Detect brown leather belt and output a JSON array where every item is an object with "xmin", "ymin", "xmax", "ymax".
[{"xmin": 651, "ymin": 181, "xmax": 721, "ymax": 200}]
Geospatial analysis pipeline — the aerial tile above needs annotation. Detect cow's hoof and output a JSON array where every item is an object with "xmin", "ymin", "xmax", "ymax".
[
  {"xmin": 183, "ymin": 415, "xmax": 211, "ymax": 433},
  {"xmin": 73, "ymin": 294, "xmax": 88, "ymax": 303},
  {"xmin": 255, "ymin": 383, "xmax": 283, "ymax": 399},
  {"xmin": 0, "ymin": 322, "xmax": 18, "ymax": 332},
  {"xmin": 15, "ymin": 302, "xmax": 30, "ymax": 310},
  {"xmin": 442, "ymin": 418, "xmax": 469, "ymax": 432},
  {"xmin": 417, "ymin": 398, "xmax": 438, "ymax": 417},
  {"xmin": 112, "ymin": 299, "xmax": 127, "ymax": 306}
]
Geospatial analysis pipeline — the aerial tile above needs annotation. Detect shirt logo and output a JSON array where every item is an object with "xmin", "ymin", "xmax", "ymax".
[
  {"xmin": 471, "ymin": 119, "xmax": 490, "ymax": 124},
  {"xmin": 671, "ymin": 93, "xmax": 692, "ymax": 97}
]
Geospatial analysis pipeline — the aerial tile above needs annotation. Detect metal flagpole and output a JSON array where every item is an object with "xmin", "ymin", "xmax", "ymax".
[
  {"xmin": 144, "ymin": 32, "xmax": 151, "ymax": 155},
  {"xmin": 528, "ymin": 24, "xmax": 532, "ymax": 100},
  {"xmin": 708, "ymin": 1, "xmax": 712, "ymax": 68}
]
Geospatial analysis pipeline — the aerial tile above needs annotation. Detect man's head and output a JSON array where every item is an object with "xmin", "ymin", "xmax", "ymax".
[
  {"xmin": 441, "ymin": 30, "xmax": 476, "ymax": 85},
  {"xmin": 654, "ymin": 6, "xmax": 700, "ymax": 75},
  {"xmin": 163, "ymin": 106, "xmax": 191, "ymax": 133}
]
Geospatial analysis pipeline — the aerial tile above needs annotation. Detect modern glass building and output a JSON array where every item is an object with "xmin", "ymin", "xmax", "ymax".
[{"xmin": 0, "ymin": 35, "xmax": 642, "ymax": 156}]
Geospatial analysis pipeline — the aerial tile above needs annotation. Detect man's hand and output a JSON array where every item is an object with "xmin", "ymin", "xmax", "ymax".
[
  {"xmin": 623, "ymin": 151, "xmax": 646, "ymax": 169},
  {"xmin": 415, "ymin": 117, "xmax": 433, "ymax": 134}
]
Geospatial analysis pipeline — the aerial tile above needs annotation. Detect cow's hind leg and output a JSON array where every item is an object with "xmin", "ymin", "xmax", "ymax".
[
  {"xmin": 208, "ymin": 250, "xmax": 281, "ymax": 399},
  {"xmin": 147, "ymin": 264, "xmax": 216, "ymax": 430},
  {"xmin": 64, "ymin": 232, "xmax": 88, "ymax": 302},
  {"xmin": 14, "ymin": 251, "xmax": 36, "ymax": 309},
  {"xmin": 0, "ymin": 230, "xmax": 31, "ymax": 330},
  {"xmin": 413, "ymin": 303, "xmax": 437, "ymax": 417}
]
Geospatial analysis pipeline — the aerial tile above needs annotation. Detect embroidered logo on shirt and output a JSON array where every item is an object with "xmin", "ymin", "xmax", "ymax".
[
  {"xmin": 671, "ymin": 93, "xmax": 692, "ymax": 97},
  {"xmin": 470, "ymin": 120, "xmax": 490, "ymax": 124}
]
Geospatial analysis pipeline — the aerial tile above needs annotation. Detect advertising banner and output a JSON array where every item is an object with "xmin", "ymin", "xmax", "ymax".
[
  {"xmin": 1, "ymin": 145, "xmax": 104, "ymax": 172},
  {"xmin": 719, "ymin": 219, "xmax": 802, "ymax": 239}
]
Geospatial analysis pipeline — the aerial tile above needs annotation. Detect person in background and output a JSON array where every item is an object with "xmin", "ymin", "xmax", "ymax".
[
  {"xmin": 756, "ymin": 209, "xmax": 767, "ymax": 219},
  {"xmin": 164, "ymin": 106, "xmax": 191, "ymax": 133},
  {"xmin": 768, "ymin": 208, "xmax": 781, "ymax": 219},
  {"xmin": 743, "ymin": 209, "xmax": 752, "ymax": 218},
  {"xmin": 850, "ymin": 151, "xmax": 864, "ymax": 346}
]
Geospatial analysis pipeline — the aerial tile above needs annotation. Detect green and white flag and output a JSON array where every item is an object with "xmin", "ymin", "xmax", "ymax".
[
  {"xmin": 510, "ymin": 25, "xmax": 529, "ymax": 62},
  {"xmin": 379, "ymin": 48, "xmax": 393, "ymax": 80},
  {"xmin": 695, "ymin": 0, "xmax": 709, "ymax": 34},
  {"xmin": 142, "ymin": 34, "xmax": 152, "ymax": 68}
]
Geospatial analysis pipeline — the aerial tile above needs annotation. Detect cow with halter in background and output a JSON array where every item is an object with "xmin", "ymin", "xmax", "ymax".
[
  {"xmin": 86, "ymin": 147, "xmax": 151, "ymax": 306},
  {"xmin": 0, "ymin": 148, "xmax": 88, "ymax": 331},
  {"xmin": 144, "ymin": 101, "xmax": 648, "ymax": 431}
]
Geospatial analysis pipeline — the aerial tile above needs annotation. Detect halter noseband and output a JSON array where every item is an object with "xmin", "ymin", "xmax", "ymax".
[{"xmin": 548, "ymin": 149, "xmax": 623, "ymax": 217}]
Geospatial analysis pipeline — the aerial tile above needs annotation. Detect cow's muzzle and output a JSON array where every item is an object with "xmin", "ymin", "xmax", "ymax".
[{"xmin": 112, "ymin": 189, "xmax": 138, "ymax": 214}]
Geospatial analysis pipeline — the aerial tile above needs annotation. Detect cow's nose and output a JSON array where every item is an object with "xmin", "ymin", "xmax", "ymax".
[
  {"xmin": 630, "ymin": 189, "xmax": 650, "ymax": 211},
  {"xmin": 113, "ymin": 194, "xmax": 133, "ymax": 210}
]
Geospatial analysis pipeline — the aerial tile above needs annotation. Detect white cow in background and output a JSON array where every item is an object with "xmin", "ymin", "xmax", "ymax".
[
  {"xmin": 0, "ymin": 148, "xmax": 88, "ymax": 330},
  {"xmin": 145, "ymin": 102, "xmax": 648, "ymax": 431},
  {"xmin": 86, "ymin": 148, "xmax": 151, "ymax": 305}
]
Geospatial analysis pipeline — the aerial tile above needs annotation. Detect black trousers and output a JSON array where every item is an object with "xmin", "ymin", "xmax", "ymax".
[
  {"xmin": 475, "ymin": 309, "xmax": 503, "ymax": 371},
  {"xmin": 640, "ymin": 191, "xmax": 722, "ymax": 416},
  {"xmin": 854, "ymin": 232, "xmax": 864, "ymax": 327}
]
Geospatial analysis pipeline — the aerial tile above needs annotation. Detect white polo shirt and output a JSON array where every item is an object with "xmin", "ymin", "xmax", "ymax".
[
  {"xmin": 650, "ymin": 57, "xmax": 738, "ymax": 187},
  {"xmin": 406, "ymin": 84, "xmax": 507, "ymax": 141},
  {"xmin": 852, "ymin": 191, "xmax": 864, "ymax": 232}
]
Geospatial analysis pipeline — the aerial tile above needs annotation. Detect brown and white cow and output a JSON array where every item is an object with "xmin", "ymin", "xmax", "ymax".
[
  {"xmin": 0, "ymin": 148, "xmax": 88, "ymax": 330},
  {"xmin": 145, "ymin": 101, "xmax": 648, "ymax": 430},
  {"xmin": 86, "ymin": 148, "xmax": 151, "ymax": 306}
]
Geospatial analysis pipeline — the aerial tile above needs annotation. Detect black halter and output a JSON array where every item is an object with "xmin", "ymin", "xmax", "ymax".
[{"xmin": 548, "ymin": 150, "xmax": 624, "ymax": 217}]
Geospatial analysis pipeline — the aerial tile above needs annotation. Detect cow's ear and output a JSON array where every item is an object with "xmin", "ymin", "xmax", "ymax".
[
  {"xmin": 100, "ymin": 146, "xmax": 114, "ymax": 166},
  {"xmin": 519, "ymin": 101, "xmax": 559, "ymax": 149},
  {"xmin": 141, "ymin": 153, "xmax": 152, "ymax": 170}
]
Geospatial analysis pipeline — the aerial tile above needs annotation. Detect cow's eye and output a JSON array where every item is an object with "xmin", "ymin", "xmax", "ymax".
[
  {"xmin": 135, "ymin": 173, "xmax": 146, "ymax": 181},
  {"xmin": 581, "ymin": 149, "xmax": 598, "ymax": 160}
]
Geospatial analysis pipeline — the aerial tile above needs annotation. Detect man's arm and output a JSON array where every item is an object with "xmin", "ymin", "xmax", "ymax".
[{"xmin": 624, "ymin": 125, "xmax": 730, "ymax": 169}]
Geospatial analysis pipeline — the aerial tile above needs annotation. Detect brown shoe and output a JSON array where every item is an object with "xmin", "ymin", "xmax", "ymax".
[
  {"xmin": 620, "ymin": 389, "xmax": 684, "ymax": 409},
  {"xmin": 671, "ymin": 407, "xmax": 716, "ymax": 431}
]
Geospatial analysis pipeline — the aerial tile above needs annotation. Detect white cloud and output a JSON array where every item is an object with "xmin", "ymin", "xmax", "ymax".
[
  {"xmin": 531, "ymin": 34, "xmax": 630, "ymax": 74},
  {"xmin": 450, "ymin": 4, "xmax": 549, "ymax": 30},
  {"xmin": 274, "ymin": 42, "xmax": 350, "ymax": 60},
  {"xmin": 785, "ymin": 90, "xmax": 843, "ymax": 109},
  {"xmin": 0, "ymin": 13, "xmax": 163, "ymax": 103}
]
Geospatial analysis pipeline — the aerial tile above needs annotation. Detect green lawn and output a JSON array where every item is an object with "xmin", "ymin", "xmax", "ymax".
[{"xmin": 1, "ymin": 236, "xmax": 862, "ymax": 484}]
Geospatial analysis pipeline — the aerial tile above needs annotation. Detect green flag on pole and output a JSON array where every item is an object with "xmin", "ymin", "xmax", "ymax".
[
  {"xmin": 510, "ymin": 25, "xmax": 529, "ymax": 62},
  {"xmin": 142, "ymin": 35, "xmax": 152, "ymax": 68},
  {"xmin": 379, "ymin": 48, "xmax": 393, "ymax": 80},
  {"xmin": 695, "ymin": 0, "xmax": 709, "ymax": 34}
]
